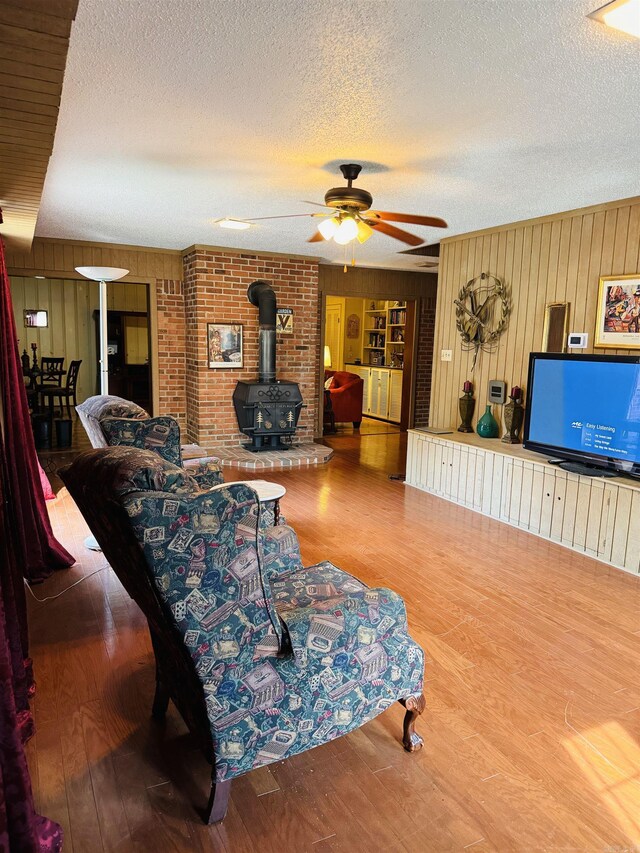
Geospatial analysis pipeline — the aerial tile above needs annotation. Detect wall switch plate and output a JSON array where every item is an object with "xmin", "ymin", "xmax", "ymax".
[
  {"xmin": 488, "ymin": 380, "xmax": 507, "ymax": 404},
  {"xmin": 441, "ymin": 349, "xmax": 452, "ymax": 361},
  {"xmin": 568, "ymin": 332, "xmax": 588, "ymax": 348}
]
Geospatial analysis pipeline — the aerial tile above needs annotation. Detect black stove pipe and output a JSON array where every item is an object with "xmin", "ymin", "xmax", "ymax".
[{"xmin": 247, "ymin": 280, "xmax": 277, "ymax": 384}]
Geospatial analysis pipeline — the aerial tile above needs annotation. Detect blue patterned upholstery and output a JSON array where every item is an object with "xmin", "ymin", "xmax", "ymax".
[
  {"xmin": 100, "ymin": 414, "xmax": 224, "ymax": 487},
  {"xmin": 61, "ymin": 447, "xmax": 425, "ymax": 813}
]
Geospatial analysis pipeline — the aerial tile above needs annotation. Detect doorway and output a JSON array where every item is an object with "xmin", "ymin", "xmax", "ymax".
[
  {"xmin": 10, "ymin": 275, "xmax": 153, "ymax": 412},
  {"xmin": 324, "ymin": 298, "xmax": 344, "ymax": 371},
  {"xmin": 322, "ymin": 294, "xmax": 417, "ymax": 433}
]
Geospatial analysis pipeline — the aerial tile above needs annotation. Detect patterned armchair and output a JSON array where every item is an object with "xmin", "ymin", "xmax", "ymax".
[
  {"xmin": 76, "ymin": 394, "xmax": 223, "ymax": 486},
  {"xmin": 60, "ymin": 447, "xmax": 426, "ymax": 824}
]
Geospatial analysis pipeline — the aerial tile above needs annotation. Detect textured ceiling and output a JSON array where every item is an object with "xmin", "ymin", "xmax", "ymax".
[{"xmin": 36, "ymin": 0, "xmax": 640, "ymax": 270}]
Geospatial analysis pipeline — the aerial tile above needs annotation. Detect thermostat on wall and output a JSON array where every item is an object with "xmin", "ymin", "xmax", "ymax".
[
  {"xmin": 488, "ymin": 380, "xmax": 507, "ymax": 404},
  {"xmin": 568, "ymin": 332, "xmax": 588, "ymax": 349}
]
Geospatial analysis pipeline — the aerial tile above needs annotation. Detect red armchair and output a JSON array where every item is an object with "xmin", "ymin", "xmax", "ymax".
[{"xmin": 325, "ymin": 370, "xmax": 364, "ymax": 428}]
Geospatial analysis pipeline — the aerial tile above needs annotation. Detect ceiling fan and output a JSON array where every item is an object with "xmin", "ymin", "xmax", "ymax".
[{"xmin": 228, "ymin": 164, "xmax": 447, "ymax": 249}]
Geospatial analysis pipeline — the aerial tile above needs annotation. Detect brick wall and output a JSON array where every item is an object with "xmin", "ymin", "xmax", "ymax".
[
  {"xmin": 414, "ymin": 295, "xmax": 437, "ymax": 427},
  {"xmin": 183, "ymin": 248, "xmax": 320, "ymax": 446},
  {"xmin": 156, "ymin": 278, "xmax": 187, "ymax": 427}
]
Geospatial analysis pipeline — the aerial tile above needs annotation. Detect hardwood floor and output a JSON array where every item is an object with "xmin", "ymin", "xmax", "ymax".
[{"xmin": 26, "ymin": 430, "xmax": 640, "ymax": 852}]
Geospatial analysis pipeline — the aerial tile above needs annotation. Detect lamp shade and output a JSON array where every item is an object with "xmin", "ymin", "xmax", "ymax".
[
  {"xmin": 318, "ymin": 217, "xmax": 340, "ymax": 240},
  {"xmin": 75, "ymin": 266, "xmax": 129, "ymax": 282},
  {"xmin": 334, "ymin": 217, "xmax": 358, "ymax": 245},
  {"xmin": 324, "ymin": 345, "xmax": 332, "ymax": 368}
]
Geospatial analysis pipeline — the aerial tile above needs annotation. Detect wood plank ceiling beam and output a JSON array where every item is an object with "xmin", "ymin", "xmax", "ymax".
[{"xmin": 0, "ymin": 0, "xmax": 78, "ymax": 252}]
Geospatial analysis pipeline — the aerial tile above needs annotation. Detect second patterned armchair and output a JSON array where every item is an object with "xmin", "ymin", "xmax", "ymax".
[
  {"xmin": 76, "ymin": 394, "xmax": 223, "ymax": 487},
  {"xmin": 61, "ymin": 447, "xmax": 426, "ymax": 824}
]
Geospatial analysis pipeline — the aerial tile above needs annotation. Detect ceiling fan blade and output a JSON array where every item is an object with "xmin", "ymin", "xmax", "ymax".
[
  {"xmin": 368, "ymin": 211, "xmax": 448, "ymax": 228},
  {"xmin": 368, "ymin": 220, "xmax": 424, "ymax": 246},
  {"xmin": 246, "ymin": 212, "xmax": 323, "ymax": 221},
  {"xmin": 307, "ymin": 230, "xmax": 326, "ymax": 243},
  {"xmin": 302, "ymin": 200, "xmax": 334, "ymax": 209}
]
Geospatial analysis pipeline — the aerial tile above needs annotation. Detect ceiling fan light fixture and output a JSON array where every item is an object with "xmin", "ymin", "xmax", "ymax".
[
  {"xmin": 318, "ymin": 216, "xmax": 340, "ymax": 240},
  {"xmin": 588, "ymin": 0, "xmax": 640, "ymax": 37},
  {"xmin": 334, "ymin": 216, "xmax": 358, "ymax": 245},
  {"xmin": 218, "ymin": 218, "xmax": 252, "ymax": 230},
  {"xmin": 356, "ymin": 220, "xmax": 374, "ymax": 244}
]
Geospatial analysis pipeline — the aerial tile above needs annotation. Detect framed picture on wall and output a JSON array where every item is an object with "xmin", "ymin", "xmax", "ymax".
[
  {"xmin": 207, "ymin": 323, "xmax": 243, "ymax": 368},
  {"xmin": 595, "ymin": 274, "xmax": 640, "ymax": 348}
]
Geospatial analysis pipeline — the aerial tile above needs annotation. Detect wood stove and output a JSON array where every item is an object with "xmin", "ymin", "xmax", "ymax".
[{"xmin": 233, "ymin": 281, "xmax": 303, "ymax": 451}]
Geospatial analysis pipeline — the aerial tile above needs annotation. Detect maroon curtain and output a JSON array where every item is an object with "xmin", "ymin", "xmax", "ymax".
[
  {"xmin": 0, "ymin": 431, "xmax": 63, "ymax": 851},
  {"xmin": 0, "ymin": 230, "xmax": 74, "ymax": 582}
]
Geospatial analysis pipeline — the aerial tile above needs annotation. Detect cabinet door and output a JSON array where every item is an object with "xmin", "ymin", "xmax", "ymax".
[
  {"xmin": 368, "ymin": 369, "xmax": 380, "ymax": 414},
  {"xmin": 489, "ymin": 454, "xmax": 506, "ymax": 518},
  {"xmin": 442, "ymin": 444, "xmax": 460, "ymax": 501},
  {"xmin": 539, "ymin": 470, "xmax": 556, "ymax": 538},
  {"xmin": 528, "ymin": 465, "xmax": 546, "ymax": 534},
  {"xmin": 499, "ymin": 459, "xmax": 514, "ymax": 522},
  {"xmin": 368, "ymin": 368, "xmax": 391, "ymax": 418},
  {"xmin": 378, "ymin": 369, "xmax": 389, "ymax": 419},
  {"xmin": 598, "ymin": 484, "xmax": 617, "ymax": 563},
  {"xmin": 549, "ymin": 470, "xmax": 567, "ymax": 543},
  {"xmin": 429, "ymin": 439, "xmax": 444, "ymax": 492},
  {"xmin": 585, "ymin": 481, "xmax": 606, "ymax": 557},
  {"xmin": 362, "ymin": 368, "xmax": 371, "ymax": 413},
  {"xmin": 508, "ymin": 460, "xmax": 524, "ymax": 524},
  {"xmin": 471, "ymin": 450, "xmax": 485, "ymax": 510},
  {"xmin": 571, "ymin": 478, "xmax": 592, "ymax": 550},
  {"xmin": 561, "ymin": 474, "xmax": 579, "ymax": 547},
  {"xmin": 609, "ymin": 484, "xmax": 631, "ymax": 568},
  {"xmin": 518, "ymin": 462, "xmax": 534, "ymax": 529},
  {"xmin": 351, "ymin": 367, "xmax": 370, "ymax": 412},
  {"xmin": 406, "ymin": 432, "xmax": 417, "ymax": 486},
  {"xmin": 388, "ymin": 371, "xmax": 403, "ymax": 422},
  {"xmin": 624, "ymin": 489, "xmax": 640, "ymax": 574}
]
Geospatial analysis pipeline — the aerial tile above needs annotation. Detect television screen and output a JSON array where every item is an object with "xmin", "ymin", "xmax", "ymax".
[{"xmin": 523, "ymin": 353, "xmax": 640, "ymax": 474}]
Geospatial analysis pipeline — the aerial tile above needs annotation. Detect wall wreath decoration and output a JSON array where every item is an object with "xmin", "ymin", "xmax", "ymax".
[{"xmin": 454, "ymin": 272, "xmax": 511, "ymax": 370}]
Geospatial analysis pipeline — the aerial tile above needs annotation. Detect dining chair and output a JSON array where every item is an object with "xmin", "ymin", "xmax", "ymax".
[
  {"xmin": 39, "ymin": 357, "xmax": 65, "ymax": 389},
  {"xmin": 40, "ymin": 359, "xmax": 82, "ymax": 419}
]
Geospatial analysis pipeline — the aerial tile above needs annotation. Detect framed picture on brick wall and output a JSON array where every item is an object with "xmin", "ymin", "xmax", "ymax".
[{"xmin": 207, "ymin": 323, "xmax": 243, "ymax": 368}]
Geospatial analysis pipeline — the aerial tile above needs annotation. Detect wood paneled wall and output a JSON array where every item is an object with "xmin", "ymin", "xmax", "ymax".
[
  {"xmin": 318, "ymin": 264, "xmax": 436, "ymax": 300},
  {"xmin": 431, "ymin": 196, "xmax": 640, "ymax": 430},
  {"xmin": 4, "ymin": 236, "xmax": 183, "ymax": 280},
  {"xmin": 6, "ymin": 237, "xmax": 185, "ymax": 417},
  {"xmin": 11, "ymin": 276, "xmax": 147, "ymax": 403}
]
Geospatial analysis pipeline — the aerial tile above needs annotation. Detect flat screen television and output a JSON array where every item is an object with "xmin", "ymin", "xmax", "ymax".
[{"xmin": 522, "ymin": 352, "xmax": 640, "ymax": 478}]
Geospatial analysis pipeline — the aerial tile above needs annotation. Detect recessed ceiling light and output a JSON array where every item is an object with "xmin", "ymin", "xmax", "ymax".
[
  {"xmin": 217, "ymin": 218, "xmax": 252, "ymax": 230},
  {"xmin": 588, "ymin": 0, "xmax": 640, "ymax": 38}
]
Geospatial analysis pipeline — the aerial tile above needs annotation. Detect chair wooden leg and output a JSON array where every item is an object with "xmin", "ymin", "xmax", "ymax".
[
  {"xmin": 205, "ymin": 778, "xmax": 231, "ymax": 824},
  {"xmin": 151, "ymin": 675, "xmax": 170, "ymax": 719},
  {"xmin": 399, "ymin": 693, "xmax": 426, "ymax": 752}
]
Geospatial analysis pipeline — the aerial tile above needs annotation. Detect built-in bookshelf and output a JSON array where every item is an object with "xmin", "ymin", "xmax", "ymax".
[
  {"xmin": 363, "ymin": 301, "xmax": 406, "ymax": 366},
  {"xmin": 363, "ymin": 301, "xmax": 387, "ymax": 365}
]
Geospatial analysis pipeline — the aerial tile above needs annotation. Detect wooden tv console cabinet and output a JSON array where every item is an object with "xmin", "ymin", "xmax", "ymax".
[{"xmin": 406, "ymin": 430, "xmax": 640, "ymax": 576}]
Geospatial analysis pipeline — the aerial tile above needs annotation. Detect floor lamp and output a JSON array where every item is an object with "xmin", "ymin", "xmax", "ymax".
[
  {"xmin": 75, "ymin": 266, "xmax": 129, "ymax": 551},
  {"xmin": 75, "ymin": 266, "xmax": 129, "ymax": 394}
]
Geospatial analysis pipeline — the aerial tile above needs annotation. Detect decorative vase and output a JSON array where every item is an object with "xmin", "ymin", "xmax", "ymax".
[
  {"xmin": 458, "ymin": 381, "xmax": 475, "ymax": 433},
  {"xmin": 502, "ymin": 387, "xmax": 524, "ymax": 444},
  {"xmin": 476, "ymin": 404, "xmax": 499, "ymax": 438}
]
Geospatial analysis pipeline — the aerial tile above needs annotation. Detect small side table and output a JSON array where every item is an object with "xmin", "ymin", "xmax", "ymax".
[{"xmin": 226, "ymin": 480, "xmax": 286, "ymax": 525}]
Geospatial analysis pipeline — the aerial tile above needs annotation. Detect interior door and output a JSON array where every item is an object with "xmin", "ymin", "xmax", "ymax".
[{"xmin": 324, "ymin": 302, "xmax": 344, "ymax": 371}]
